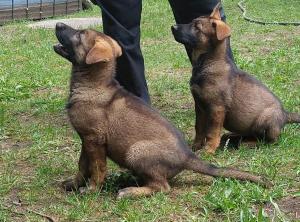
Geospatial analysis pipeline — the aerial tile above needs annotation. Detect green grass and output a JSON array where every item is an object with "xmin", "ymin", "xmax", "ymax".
[
  {"xmin": 240, "ymin": 0, "xmax": 300, "ymax": 23},
  {"xmin": 0, "ymin": 0, "xmax": 299, "ymax": 221}
]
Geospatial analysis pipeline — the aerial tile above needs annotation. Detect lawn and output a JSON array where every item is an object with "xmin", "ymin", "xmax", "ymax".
[{"xmin": 0, "ymin": 0, "xmax": 299, "ymax": 221}]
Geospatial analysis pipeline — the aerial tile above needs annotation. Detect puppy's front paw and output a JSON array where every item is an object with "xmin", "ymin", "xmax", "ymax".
[
  {"xmin": 71, "ymin": 185, "xmax": 99, "ymax": 195},
  {"xmin": 78, "ymin": 186, "xmax": 93, "ymax": 195},
  {"xmin": 194, "ymin": 149, "xmax": 205, "ymax": 156},
  {"xmin": 192, "ymin": 142, "xmax": 204, "ymax": 152},
  {"xmin": 204, "ymin": 145, "xmax": 217, "ymax": 155},
  {"xmin": 62, "ymin": 178, "xmax": 78, "ymax": 191}
]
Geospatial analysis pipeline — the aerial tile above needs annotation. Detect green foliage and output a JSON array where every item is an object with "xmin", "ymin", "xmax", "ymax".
[{"xmin": 0, "ymin": 0, "xmax": 299, "ymax": 221}]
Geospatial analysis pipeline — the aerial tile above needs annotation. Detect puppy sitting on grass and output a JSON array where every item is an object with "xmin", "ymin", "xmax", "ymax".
[
  {"xmin": 54, "ymin": 23, "xmax": 270, "ymax": 198},
  {"xmin": 171, "ymin": 4, "xmax": 300, "ymax": 154}
]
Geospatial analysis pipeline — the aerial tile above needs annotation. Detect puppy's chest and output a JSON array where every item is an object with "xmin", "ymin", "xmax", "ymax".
[
  {"xmin": 190, "ymin": 71, "xmax": 232, "ymax": 104},
  {"xmin": 67, "ymin": 103, "xmax": 107, "ymax": 133},
  {"xmin": 190, "ymin": 70, "xmax": 210, "ymax": 88},
  {"xmin": 190, "ymin": 71, "xmax": 221, "ymax": 92}
]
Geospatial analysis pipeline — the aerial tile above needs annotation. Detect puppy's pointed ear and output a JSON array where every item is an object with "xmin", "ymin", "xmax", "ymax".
[
  {"xmin": 212, "ymin": 20, "xmax": 231, "ymax": 41},
  {"xmin": 210, "ymin": 2, "xmax": 221, "ymax": 20},
  {"xmin": 110, "ymin": 37, "xmax": 122, "ymax": 57},
  {"xmin": 86, "ymin": 38, "xmax": 113, "ymax": 64}
]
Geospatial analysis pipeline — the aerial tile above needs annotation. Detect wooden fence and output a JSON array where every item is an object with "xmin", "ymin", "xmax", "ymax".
[{"xmin": 0, "ymin": 0, "xmax": 82, "ymax": 25}]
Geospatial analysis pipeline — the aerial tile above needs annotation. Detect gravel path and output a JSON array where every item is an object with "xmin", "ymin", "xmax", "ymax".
[{"xmin": 27, "ymin": 17, "xmax": 102, "ymax": 29}]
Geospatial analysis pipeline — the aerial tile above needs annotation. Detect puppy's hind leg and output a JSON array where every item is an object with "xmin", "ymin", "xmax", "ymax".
[
  {"xmin": 255, "ymin": 109, "xmax": 283, "ymax": 143},
  {"xmin": 265, "ymin": 125, "xmax": 281, "ymax": 143},
  {"xmin": 117, "ymin": 179, "xmax": 170, "ymax": 199}
]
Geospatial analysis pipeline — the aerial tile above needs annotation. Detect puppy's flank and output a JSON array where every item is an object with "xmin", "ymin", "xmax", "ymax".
[
  {"xmin": 171, "ymin": 3, "xmax": 300, "ymax": 154},
  {"xmin": 54, "ymin": 23, "xmax": 270, "ymax": 198}
]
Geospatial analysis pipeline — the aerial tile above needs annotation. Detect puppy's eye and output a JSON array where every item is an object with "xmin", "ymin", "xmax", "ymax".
[
  {"xmin": 79, "ymin": 31, "xmax": 85, "ymax": 37},
  {"xmin": 211, "ymin": 22, "xmax": 217, "ymax": 28},
  {"xmin": 74, "ymin": 32, "xmax": 82, "ymax": 45},
  {"xmin": 79, "ymin": 32, "xmax": 86, "ymax": 42},
  {"xmin": 79, "ymin": 30, "xmax": 88, "ymax": 38},
  {"xmin": 74, "ymin": 32, "xmax": 80, "ymax": 39},
  {"xmin": 195, "ymin": 22, "xmax": 202, "ymax": 30}
]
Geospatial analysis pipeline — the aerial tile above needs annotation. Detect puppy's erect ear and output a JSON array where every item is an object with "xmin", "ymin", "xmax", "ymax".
[
  {"xmin": 109, "ymin": 37, "xmax": 122, "ymax": 57},
  {"xmin": 86, "ymin": 38, "xmax": 113, "ymax": 64},
  {"xmin": 210, "ymin": 2, "xmax": 221, "ymax": 20},
  {"xmin": 212, "ymin": 20, "xmax": 231, "ymax": 41}
]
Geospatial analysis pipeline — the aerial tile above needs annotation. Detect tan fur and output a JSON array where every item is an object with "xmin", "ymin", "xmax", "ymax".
[
  {"xmin": 213, "ymin": 19, "xmax": 231, "ymax": 41},
  {"xmin": 86, "ymin": 38, "xmax": 114, "ymax": 64},
  {"xmin": 171, "ymin": 4, "xmax": 299, "ymax": 154},
  {"xmin": 209, "ymin": 2, "xmax": 231, "ymax": 41},
  {"xmin": 54, "ymin": 23, "xmax": 271, "ymax": 198},
  {"xmin": 209, "ymin": 2, "xmax": 221, "ymax": 20}
]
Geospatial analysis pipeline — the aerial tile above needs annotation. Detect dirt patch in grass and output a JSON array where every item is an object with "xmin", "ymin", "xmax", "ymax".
[
  {"xmin": 17, "ymin": 110, "xmax": 69, "ymax": 129},
  {"xmin": 5, "ymin": 188, "xmax": 22, "ymax": 204},
  {"xmin": 180, "ymin": 101, "xmax": 193, "ymax": 110},
  {"xmin": 147, "ymin": 67, "xmax": 190, "ymax": 79},
  {"xmin": 294, "ymin": 80, "xmax": 300, "ymax": 86},
  {"xmin": 142, "ymin": 38, "xmax": 165, "ymax": 45},
  {"xmin": 44, "ymin": 112, "xmax": 70, "ymax": 128},
  {"xmin": 151, "ymin": 93, "xmax": 192, "ymax": 110},
  {"xmin": 15, "ymin": 161, "xmax": 35, "ymax": 181},
  {"xmin": 0, "ymin": 159, "xmax": 35, "ymax": 185},
  {"xmin": 17, "ymin": 112, "xmax": 36, "ymax": 125},
  {"xmin": 34, "ymin": 86, "xmax": 66, "ymax": 98},
  {"xmin": 274, "ymin": 196, "xmax": 300, "ymax": 220},
  {"xmin": 239, "ymin": 28, "xmax": 300, "ymax": 43},
  {"xmin": 2, "ymin": 187, "xmax": 60, "ymax": 222},
  {"xmin": 0, "ymin": 26, "xmax": 24, "ymax": 43},
  {"xmin": 255, "ymin": 196, "xmax": 300, "ymax": 220},
  {"xmin": 0, "ymin": 138, "xmax": 32, "ymax": 151},
  {"xmin": 165, "ymin": 67, "xmax": 191, "ymax": 76},
  {"xmin": 236, "ymin": 28, "xmax": 300, "ymax": 56}
]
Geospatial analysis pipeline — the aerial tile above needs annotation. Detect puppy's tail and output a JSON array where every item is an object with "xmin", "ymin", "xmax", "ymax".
[
  {"xmin": 185, "ymin": 155, "xmax": 272, "ymax": 187},
  {"xmin": 286, "ymin": 112, "xmax": 300, "ymax": 124}
]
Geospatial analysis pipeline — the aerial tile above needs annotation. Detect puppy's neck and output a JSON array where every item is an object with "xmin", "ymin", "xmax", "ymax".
[
  {"xmin": 67, "ymin": 60, "xmax": 120, "ymax": 107},
  {"xmin": 192, "ymin": 39, "xmax": 228, "ymax": 68},
  {"xmin": 70, "ymin": 60, "xmax": 116, "ymax": 89},
  {"xmin": 210, "ymin": 39, "xmax": 227, "ymax": 60}
]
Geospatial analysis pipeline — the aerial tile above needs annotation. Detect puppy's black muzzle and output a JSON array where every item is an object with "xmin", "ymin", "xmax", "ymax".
[
  {"xmin": 171, "ymin": 24, "xmax": 198, "ymax": 47},
  {"xmin": 53, "ymin": 23, "xmax": 77, "ymax": 61},
  {"xmin": 55, "ymin": 23, "xmax": 77, "ymax": 45}
]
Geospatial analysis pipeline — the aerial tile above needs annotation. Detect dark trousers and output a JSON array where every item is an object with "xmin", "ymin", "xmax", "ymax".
[{"xmin": 96, "ymin": 0, "xmax": 232, "ymax": 104}]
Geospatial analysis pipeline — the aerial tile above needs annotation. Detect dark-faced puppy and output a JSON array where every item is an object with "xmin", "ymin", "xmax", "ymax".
[
  {"xmin": 54, "ymin": 23, "xmax": 270, "ymax": 198},
  {"xmin": 171, "ymin": 4, "xmax": 300, "ymax": 154}
]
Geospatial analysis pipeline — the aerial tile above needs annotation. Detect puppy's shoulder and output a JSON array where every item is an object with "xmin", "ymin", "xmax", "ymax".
[{"xmin": 235, "ymin": 69, "xmax": 265, "ymax": 88}]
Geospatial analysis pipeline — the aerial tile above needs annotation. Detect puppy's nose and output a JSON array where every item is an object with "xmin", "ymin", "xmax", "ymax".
[
  {"xmin": 56, "ymin": 22, "xmax": 67, "ymax": 31},
  {"xmin": 171, "ymin": 25, "xmax": 178, "ymax": 31}
]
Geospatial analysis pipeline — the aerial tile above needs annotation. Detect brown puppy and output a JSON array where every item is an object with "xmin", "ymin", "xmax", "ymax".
[
  {"xmin": 171, "ymin": 3, "xmax": 300, "ymax": 154},
  {"xmin": 53, "ymin": 23, "xmax": 270, "ymax": 198}
]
